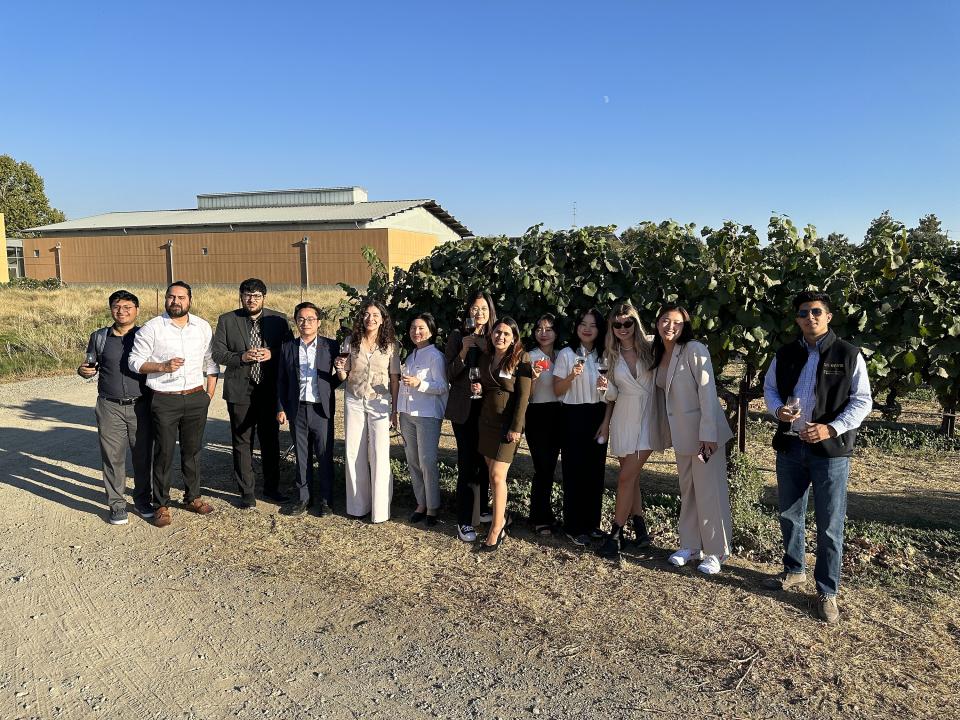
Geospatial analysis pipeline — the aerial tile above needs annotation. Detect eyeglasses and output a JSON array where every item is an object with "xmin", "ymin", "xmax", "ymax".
[
  {"xmin": 295, "ymin": 317, "xmax": 319, "ymax": 324},
  {"xmin": 611, "ymin": 319, "xmax": 635, "ymax": 330},
  {"xmin": 241, "ymin": 293, "xmax": 264, "ymax": 300},
  {"xmin": 535, "ymin": 326, "xmax": 555, "ymax": 333},
  {"xmin": 796, "ymin": 308, "xmax": 825, "ymax": 318}
]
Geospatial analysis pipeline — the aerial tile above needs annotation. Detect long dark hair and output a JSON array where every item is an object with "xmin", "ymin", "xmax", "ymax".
[
  {"xmin": 649, "ymin": 303, "xmax": 695, "ymax": 370},
  {"xmin": 571, "ymin": 307, "xmax": 606, "ymax": 354},
  {"xmin": 350, "ymin": 298, "xmax": 396, "ymax": 353},
  {"xmin": 461, "ymin": 290, "xmax": 498, "ymax": 337},
  {"xmin": 489, "ymin": 317, "xmax": 525, "ymax": 375}
]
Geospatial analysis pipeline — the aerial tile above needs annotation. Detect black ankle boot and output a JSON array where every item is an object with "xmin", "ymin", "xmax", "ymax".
[
  {"xmin": 597, "ymin": 523, "xmax": 623, "ymax": 560},
  {"xmin": 631, "ymin": 514, "xmax": 652, "ymax": 548}
]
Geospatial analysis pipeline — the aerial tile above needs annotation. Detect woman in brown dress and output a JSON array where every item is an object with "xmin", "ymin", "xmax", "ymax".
[{"xmin": 469, "ymin": 317, "xmax": 533, "ymax": 551}]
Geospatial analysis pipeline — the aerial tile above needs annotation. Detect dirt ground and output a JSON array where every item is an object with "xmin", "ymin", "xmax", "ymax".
[{"xmin": 1, "ymin": 375, "xmax": 958, "ymax": 720}]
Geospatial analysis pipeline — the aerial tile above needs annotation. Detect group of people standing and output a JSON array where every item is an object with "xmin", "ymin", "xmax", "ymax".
[{"xmin": 80, "ymin": 280, "xmax": 871, "ymax": 624}]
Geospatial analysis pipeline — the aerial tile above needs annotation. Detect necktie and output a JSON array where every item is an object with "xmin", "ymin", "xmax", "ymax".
[{"xmin": 250, "ymin": 318, "xmax": 262, "ymax": 384}]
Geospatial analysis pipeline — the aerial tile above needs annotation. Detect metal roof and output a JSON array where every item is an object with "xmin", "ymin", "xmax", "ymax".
[{"xmin": 26, "ymin": 199, "xmax": 472, "ymax": 237}]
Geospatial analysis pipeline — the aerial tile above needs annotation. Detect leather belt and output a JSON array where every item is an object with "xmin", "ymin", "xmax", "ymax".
[
  {"xmin": 154, "ymin": 386, "xmax": 204, "ymax": 396},
  {"xmin": 103, "ymin": 396, "xmax": 142, "ymax": 406}
]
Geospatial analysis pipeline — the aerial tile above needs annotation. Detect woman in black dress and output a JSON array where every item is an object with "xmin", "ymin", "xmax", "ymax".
[
  {"xmin": 469, "ymin": 317, "xmax": 533, "ymax": 551},
  {"xmin": 443, "ymin": 290, "xmax": 497, "ymax": 543}
]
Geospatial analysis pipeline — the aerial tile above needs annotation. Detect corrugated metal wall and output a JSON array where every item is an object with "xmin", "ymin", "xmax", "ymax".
[{"xmin": 20, "ymin": 229, "xmax": 409, "ymax": 286}]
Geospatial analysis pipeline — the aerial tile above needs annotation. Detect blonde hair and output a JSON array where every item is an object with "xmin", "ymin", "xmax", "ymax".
[{"xmin": 604, "ymin": 303, "xmax": 653, "ymax": 372}]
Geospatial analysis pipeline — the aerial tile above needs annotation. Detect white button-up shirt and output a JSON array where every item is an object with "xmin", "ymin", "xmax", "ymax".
[
  {"xmin": 397, "ymin": 344, "xmax": 448, "ymax": 418},
  {"xmin": 128, "ymin": 313, "xmax": 218, "ymax": 392},
  {"xmin": 298, "ymin": 337, "xmax": 320, "ymax": 402},
  {"xmin": 553, "ymin": 346, "xmax": 602, "ymax": 405}
]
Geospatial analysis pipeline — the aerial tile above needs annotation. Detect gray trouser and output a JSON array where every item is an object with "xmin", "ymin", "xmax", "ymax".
[
  {"xmin": 95, "ymin": 396, "xmax": 153, "ymax": 510},
  {"xmin": 399, "ymin": 413, "xmax": 442, "ymax": 512}
]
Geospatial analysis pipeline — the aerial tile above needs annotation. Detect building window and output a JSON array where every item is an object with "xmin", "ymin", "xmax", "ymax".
[
  {"xmin": 33, "ymin": 249, "xmax": 40, "ymax": 258},
  {"xmin": 201, "ymin": 247, "xmax": 209, "ymax": 256},
  {"xmin": 7, "ymin": 246, "xmax": 25, "ymax": 279}
]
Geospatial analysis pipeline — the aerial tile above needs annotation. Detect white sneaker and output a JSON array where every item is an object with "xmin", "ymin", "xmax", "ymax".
[
  {"xmin": 457, "ymin": 525, "xmax": 478, "ymax": 542},
  {"xmin": 697, "ymin": 555, "xmax": 722, "ymax": 575},
  {"xmin": 668, "ymin": 548, "xmax": 703, "ymax": 567}
]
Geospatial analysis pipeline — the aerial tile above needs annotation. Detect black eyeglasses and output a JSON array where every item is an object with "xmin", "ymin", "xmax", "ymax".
[
  {"xmin": 796, "ymin": 308, "xmax": 825, "ymax": 318},
  {"xmin": 612, "ymin": 319, "xmax": 636, "ymax": 330}
]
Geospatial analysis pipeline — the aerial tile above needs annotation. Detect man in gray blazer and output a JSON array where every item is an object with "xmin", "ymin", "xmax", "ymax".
[{"xmin": 212, "ymin": 278, "xmax": 293, "ymax": 508}]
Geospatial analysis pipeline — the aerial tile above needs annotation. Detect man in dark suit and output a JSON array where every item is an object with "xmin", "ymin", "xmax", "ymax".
[
  {"xmin": 276, "ymin": 301, "xmax": 341, "ymax": 516},
  {"xmin": 212, "ymin": 278, "xmax": 293, "ymax": 508}
]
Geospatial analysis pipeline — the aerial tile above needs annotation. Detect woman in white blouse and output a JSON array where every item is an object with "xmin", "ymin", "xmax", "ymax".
[
  {"xmin": 526, "ymin": 313, "xmax": 561, "ymax": 535},
  {"xmin": 596, "ymin": 303, "xmax": 657, "ymax": 559},
  {"xmin": 398, "ymin": 313, "xmax": 448, "ymax": 526},
  {"xmin": 552, "ymin": 308, "xmax": 608, "ymax": 547},
  {"xmin": 334, "ymin": 299, "xmax": 401, "ymax": 524}
]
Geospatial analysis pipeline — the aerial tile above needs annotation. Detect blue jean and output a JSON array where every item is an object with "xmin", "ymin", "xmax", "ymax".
[
  {"xmin": 399, "ymin": 413, "xmax": 443, "ymax": 512},
  {"xmin": 775, "ymin": 438, "xmax": 850, "ymax": 597}
]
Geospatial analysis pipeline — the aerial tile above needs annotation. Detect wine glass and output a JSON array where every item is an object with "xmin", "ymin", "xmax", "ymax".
[
  {"xmin": 84, "ymin": 351, "xmax": 98, "ymax": 369},
  {"xmin": 782, "ymin": 396, "xmax": 801, "ymax": 436},
  {"xmin": 469, "ymin": 367, "xmax": 482, "ymax": 399},
  {"xmin": 464, "ymin": 316, "xmax": 477, "ymax": 332},
  {"xmin": 596, "ymin": 356, "xmax": 609, "ymax": 390},
  {"xmin": 574, "ymin": 346, "xmax": 586, "ymax": 369},
  {"xmin": 338, "ymin": 339, "xmax": 351, "ymax": 360}
]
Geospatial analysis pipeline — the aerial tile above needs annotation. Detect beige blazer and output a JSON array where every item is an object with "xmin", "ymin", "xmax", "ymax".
[{"xmin": 660, "ymin": 340, "xmax": 734, "ymax": 456}]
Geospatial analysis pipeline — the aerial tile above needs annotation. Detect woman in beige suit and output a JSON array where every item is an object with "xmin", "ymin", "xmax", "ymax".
[{"xmin": 653, "ymin": 303, "xmax": 733, "ymax": 575}]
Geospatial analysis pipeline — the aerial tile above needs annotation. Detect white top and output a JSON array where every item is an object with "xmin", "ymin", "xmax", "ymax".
[
  {"xmin": 528, "ymin": 347, "xmax": 559, "ymax": 404},
  {"xmin": 397, "ymin": 345, "xmax": 448, "ymax": 419},
  {"xmin": 129, "ymin": 313, "xmax": 218, "ymax": 392},
  {"xmin": 553, "ymin": 346, "xmax": 602, "ymax": 405},
  {"xmin": 298, "ymin": 337, "xmax": 321, "ymax": 402},
  {"xmin": 604, "ymin": 353, "xmax": 656, "ymax": 456}
]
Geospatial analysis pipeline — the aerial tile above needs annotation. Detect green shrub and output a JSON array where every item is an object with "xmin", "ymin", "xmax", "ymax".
[{"xmin": 2, "ymin": 277, "xmax": 65, "ymax": 290}]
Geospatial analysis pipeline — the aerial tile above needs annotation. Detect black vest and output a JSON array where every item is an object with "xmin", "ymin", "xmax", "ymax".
[{"xmin": 772, "ymin": 329, "xmax": 862, "ymax": 458}]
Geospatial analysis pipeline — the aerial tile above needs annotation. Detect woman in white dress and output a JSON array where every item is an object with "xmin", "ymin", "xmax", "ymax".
[{"xmin": 597, "ymin": 303, "xmax": 657, "ymax": 559}]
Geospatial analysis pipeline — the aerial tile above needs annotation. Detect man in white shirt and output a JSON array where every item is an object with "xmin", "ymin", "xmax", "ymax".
[{"xmin": 129, "ymin": 281, "xmax": 220, "ymax": 528}]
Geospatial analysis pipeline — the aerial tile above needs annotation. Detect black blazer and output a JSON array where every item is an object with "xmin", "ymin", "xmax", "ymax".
[
  {"xmin": 212, "ymin": 308, "xmax": 293, "ymax": 403},
  {"xmin": 276, "ymin": 336, "xmax": 342, "ymax": 420}
]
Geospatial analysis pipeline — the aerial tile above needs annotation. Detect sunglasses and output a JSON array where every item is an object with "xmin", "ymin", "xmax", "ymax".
[
  {"xmin": 611, "ymin": 319, "xmax": 636, "ymax": 330},
  {"xmin": 796, "ymin": 308, "xmax": 826, "ymax": 318}
]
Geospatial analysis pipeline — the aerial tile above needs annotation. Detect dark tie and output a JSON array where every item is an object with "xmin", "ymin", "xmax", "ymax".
[{"xmin": 250, "ymin": 318, "xmax": 262, "ymax": 384}]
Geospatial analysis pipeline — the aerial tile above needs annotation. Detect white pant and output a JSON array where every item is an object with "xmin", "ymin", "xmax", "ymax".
[
  {"xmin": 675, "ymin": 451, "xmax": 732, "ymax": 558},
  {"xmin": 344, "ymin": 391, "xmax": 393, "ymax": 523}
]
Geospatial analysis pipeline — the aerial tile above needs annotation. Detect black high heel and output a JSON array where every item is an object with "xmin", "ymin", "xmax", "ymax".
[
  {"xmin": 479, "ymin": 525, "xmax": 507, "ymax": 552},
  {"xmin": 597, "ymin": 523, "xmax": 623, "ymax": 560},
  {"xmin": 631, "ymin": 514, "xmax": 652, "ymax": 548}
]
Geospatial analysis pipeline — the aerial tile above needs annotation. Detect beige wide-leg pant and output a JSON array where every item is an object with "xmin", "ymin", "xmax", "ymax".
[
  {"xmin": 344, "ymin": 391, "xmax": 393, "ymax": 523},
  {"xmin": 675, "ymin": 451, "xmax": 732, "ymax": 558}
]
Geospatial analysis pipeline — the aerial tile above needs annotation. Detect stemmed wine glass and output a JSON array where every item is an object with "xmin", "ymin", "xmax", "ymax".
[
  {"xmin": 782, "ymin": 396, "xmax": 801, "ymax": 436},
  {"xmin": 574, "ymin": 346, "xmax": 586, "ymax": 369},
  {"xmin": 596, "ymin": 356, "xmax": 609, "ymax": 390},
  {"xmin": 469, "ymin": 367, "xmax": 482, "ymax": 400}
]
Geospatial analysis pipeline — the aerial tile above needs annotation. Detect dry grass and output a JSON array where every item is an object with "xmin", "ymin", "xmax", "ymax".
[{"xmin": 0, "ymin": 284, "xmax": 346, "ymax": 380}]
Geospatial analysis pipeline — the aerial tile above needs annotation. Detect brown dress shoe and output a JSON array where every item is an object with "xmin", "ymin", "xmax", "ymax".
[
  {"xmin": 154, "ymin": 506, "xmax": 172, "ymax": 528},
  {"xmin": 186, "ymin": 498, "xmax": 214, "ymax": 515}
]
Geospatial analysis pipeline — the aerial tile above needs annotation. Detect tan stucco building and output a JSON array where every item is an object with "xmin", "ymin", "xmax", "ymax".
[{"xmin": 23, "ymin": 187, "xmax": 472, "ymax": 286}]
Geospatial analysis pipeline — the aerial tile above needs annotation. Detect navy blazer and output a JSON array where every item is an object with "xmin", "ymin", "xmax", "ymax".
[{"xmin": 276, "ymin": 336, "xmax": 342, "ymax": 420}]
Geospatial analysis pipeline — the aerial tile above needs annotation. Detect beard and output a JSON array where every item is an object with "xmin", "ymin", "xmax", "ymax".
[{"xmin": 167, "ymin": 304, "xmax": 189, "ymax": 318}]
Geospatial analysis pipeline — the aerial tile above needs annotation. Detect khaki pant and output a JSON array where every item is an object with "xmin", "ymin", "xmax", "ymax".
[
  {"xmin": 344, "ymin": 392, "xmax": 393, "ymax": 523},
  {"xmin": 675, "ymin": 451, "xmax": 732, "ymax": 558}
]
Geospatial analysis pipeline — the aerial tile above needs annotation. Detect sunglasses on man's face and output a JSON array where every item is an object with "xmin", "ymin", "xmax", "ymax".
[
  {"xmin": 796, "ymin": 308, "xmax": 826, "ymax": 319},
  {"xmin": 612, "ymin": 319, "xmax": 635, "ymax": 330}
]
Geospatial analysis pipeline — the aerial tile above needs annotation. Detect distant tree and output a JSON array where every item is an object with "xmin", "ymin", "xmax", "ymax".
[{"xmin": 0, "ymin": 155, "xmax": 66, "ymax": 236}]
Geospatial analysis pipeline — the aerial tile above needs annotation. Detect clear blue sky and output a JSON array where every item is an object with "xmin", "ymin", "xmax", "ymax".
[{"xmin": 4, "ymin": 1, "xmax": 958, "ymax": 240}]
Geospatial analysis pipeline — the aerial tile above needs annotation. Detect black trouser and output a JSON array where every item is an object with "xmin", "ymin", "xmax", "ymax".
[
  {"xmin": 452, "ymin": 399, "xmax": 487, "ymax": 526},
  {"xmin": 293, "ymin": 402, "xmax": 335, "ymax": 506},
  {"xmin": 560, "ymin": 402, "xmax": 607, "ymax": 536},
  {"xmin": 151, "ymin": 390, "xmax": 210, "ymax": 507},
  {"xmin": 227, "ymin": 382, "xmax": 281, "ymax": 500},
  {"xmin": 525, "ymin": 401, "xmax": 561, "ymax": 526}
]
